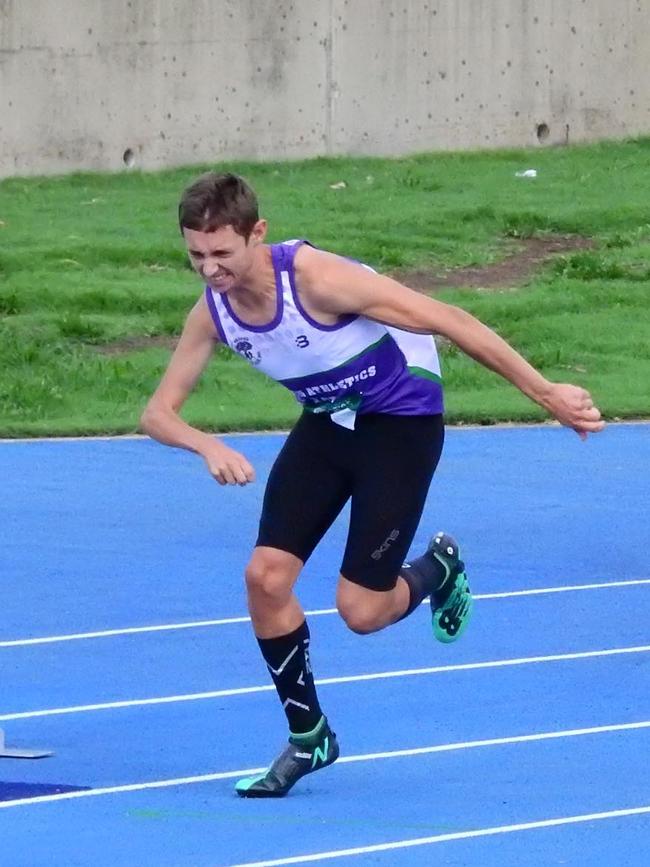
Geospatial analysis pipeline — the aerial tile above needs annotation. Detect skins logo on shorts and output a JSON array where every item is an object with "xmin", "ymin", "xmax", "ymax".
[
  {"xmin": 371, "ymin": 529, "xmax": 400, "ymax": 560},
  {"xmin": 234, "ymin": 337, "xmax": 262, "ymax": 365}
]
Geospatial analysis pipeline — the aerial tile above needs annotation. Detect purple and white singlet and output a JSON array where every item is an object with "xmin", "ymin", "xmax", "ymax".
[{"xmin": 205, "ymin": 240, "xmax": 443, "ymax": 428}]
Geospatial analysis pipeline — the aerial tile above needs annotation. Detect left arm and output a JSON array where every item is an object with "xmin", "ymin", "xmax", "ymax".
[{"xmin": 296, "ymin": 247, "xmax": 604, "ymax": 439}]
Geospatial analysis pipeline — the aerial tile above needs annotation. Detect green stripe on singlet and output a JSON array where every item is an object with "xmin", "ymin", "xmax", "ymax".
[
  {"xmin": 407, "ymin": 365, "xmax": 443, "ymax": 383},
  {"xmin": 330, "ymin": 333, "xmax": 391, "ymax": 370}
]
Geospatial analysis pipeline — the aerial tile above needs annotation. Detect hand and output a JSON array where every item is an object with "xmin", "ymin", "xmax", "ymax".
[
  {"xmin": 201, "ymin": 441, "xmax": 255, "ymax": 486},
  {"xmin": 542, "ymin": 383, "xmax": 605, "ymax": 440}
]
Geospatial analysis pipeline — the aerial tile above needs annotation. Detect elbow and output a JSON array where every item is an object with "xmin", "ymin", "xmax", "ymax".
[
  {"xmin": 139, "ymin": 409, "xmax": 151, "ymax": 436},
  {"xmin": 439, "ymin": 304, "xmax": 478, "ymax": 341},
  {"xmin": 447, "ymin": 303, "xmax": 473, "ymax": 324},
  {"xmin": 140, "ymin": 398, "xmax": 180, "ymax": 438},
  {"xmin": 139, "ymin": 402, "xmax": 158, "ymax": 436}
]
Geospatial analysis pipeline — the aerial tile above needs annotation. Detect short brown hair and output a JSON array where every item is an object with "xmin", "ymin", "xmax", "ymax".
[{"xmin": 178, "ymin": 172, "xmax": 259, "ymax": 238}]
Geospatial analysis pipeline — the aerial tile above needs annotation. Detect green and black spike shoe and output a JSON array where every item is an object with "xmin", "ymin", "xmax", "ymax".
[
  {"xmin": 235, "ymin": 716, "xmax": 339, "ymax": 798},
  {"xmin": 428, "ymin": 532, "xmax": 473, "ymax": 643}
]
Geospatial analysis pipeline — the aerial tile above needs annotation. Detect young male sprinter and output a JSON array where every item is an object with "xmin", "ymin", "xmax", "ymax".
[{"xmin": 141, "ymin": 172, "xmax": 604, "ymax": 798}]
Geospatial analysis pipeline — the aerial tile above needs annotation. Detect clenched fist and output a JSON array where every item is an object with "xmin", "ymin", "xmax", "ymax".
[
  {"xmin": 542, "ymin": 383, "xmax": 605, "ymax": 440},
  {"xmin": 201, "ymin": 441, "xmax": 255, "ymax": 486}
]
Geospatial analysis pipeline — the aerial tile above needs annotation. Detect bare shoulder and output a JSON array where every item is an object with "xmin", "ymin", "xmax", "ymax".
[
  {"xmin": 293, "ymin": 243, "xmax": 380, "ymax": 314},
  {"xmin": 293, "ymin": 241, "xmax": 453, "ymax": 331},
  {"xmin": 293, "ymin": 243, "xmax": 341, "ymax": 280},
  {"xmin": 182, "ymin": 293, "xmax": 220, "ymax": 342}
]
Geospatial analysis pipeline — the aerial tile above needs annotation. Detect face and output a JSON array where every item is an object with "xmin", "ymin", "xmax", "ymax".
[{"xmin": 183, "ymin": 221, "xmax": 267, "ymax": 293}]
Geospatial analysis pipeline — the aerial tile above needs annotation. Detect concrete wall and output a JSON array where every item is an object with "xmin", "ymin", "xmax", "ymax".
[{"xmin": 1, "ymin": 0, "xmax": 649, "ymax": 177}]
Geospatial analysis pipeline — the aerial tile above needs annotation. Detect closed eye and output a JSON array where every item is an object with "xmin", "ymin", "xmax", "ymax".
[{"xmin": 189, "ymin": 249, "xmax": 233, "ymax": 258}]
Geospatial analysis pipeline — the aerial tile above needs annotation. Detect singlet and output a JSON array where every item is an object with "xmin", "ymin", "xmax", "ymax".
[{"xmin": 204, "ymin": 240, "xmax": 444, "ymax": 429}]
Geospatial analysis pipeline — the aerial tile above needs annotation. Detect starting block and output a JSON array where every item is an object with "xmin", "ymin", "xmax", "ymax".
[{"xmin": 0, "ymin": 728, "xmax": 53, "ymax": 759}]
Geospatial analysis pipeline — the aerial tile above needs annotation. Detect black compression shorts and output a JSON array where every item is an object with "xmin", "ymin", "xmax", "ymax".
[{"xmin": 256, "ymin": 411, "xmax": 444, "ymax": 591}]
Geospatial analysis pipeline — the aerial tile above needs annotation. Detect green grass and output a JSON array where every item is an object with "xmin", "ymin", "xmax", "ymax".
[{"xmin": 1, "ymin": 138, "xmax": 650, "ymax": 436}]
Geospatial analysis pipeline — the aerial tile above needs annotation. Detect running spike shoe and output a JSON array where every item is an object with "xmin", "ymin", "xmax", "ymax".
[
  {"xmin": 428, "ymin": 532, "xmax": 473, "ymax": 643},
  {"xmin": 235, "ymin": 716, "xmax": 339, "ymax": 798}
]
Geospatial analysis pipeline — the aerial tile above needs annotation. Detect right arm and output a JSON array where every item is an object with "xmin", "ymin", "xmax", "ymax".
[{"xmin": 140, "ymin": 297, "xmax": 255, "ymax": 486}]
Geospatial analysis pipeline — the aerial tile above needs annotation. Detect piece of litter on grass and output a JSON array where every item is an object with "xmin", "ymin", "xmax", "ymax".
[
  {"xmin": 329, "ymin": 181, "xmax": 347, "ymax": 189},
  {"xmin": 515, "ymin": 169, "xmax": 538, "ymax": 178}
]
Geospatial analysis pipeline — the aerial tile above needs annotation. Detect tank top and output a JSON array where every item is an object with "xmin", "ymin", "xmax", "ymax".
[{"xmin": 204, "ymin": 240, "xmax": 443, "ymax": 428}]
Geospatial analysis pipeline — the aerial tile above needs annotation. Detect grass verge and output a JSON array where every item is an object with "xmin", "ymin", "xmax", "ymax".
[{"xmin": 1, "ymin": 138, "xmax": 649, "ymax": 436}]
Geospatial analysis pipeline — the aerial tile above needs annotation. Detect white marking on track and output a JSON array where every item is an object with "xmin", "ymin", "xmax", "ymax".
[
  {"xmin": 0, "ymin": 419, "xmax": 645, "ymax": 445},
  {"xmin": 222, "ymin": 805, "xmax": 650, "ymax": 866},
  {"xmin": 2, "ymin": 578, "xmax": 648, "ymax": 648},
  {"xmin": 0, "ymin": 430, "xmax": 286, "ymax": 444},
  {"xmin": 1, "ymin": 643, "xmax": 649, "ymax": 722},
  {"xmin": 0, "ymin": 718, "xmax": 648, "ymax": 809}
]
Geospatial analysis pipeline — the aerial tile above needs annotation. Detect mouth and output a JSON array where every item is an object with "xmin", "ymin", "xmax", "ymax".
[{"xmin": 207, "ymin": 270, "xmax": 233, "ymax": 288}]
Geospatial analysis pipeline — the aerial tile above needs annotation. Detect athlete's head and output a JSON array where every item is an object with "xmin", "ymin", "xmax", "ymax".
[
  {"xmin": 179, "ymin": 172, "xmax": 267, "ymax": 293},
  {"xmin": 178, "ymin": 172, "xmax": 259, "ymax": 239}
]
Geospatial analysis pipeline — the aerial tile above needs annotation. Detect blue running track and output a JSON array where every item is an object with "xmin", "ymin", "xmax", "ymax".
[{"xmin": 0, "ymin": 423, "xmax": 648, "ymax": 866}]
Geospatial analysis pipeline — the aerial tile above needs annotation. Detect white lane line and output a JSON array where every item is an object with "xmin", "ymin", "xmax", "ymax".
[
  {"xmin": 0, "ymin": 614, "xmax": 266, "ymax": 648},
  {"xmin": 477, "ymin": 578, "xmax": 650, "ymax": 599},
  {"xmin": 223, "ymin": 806, "xmax": 650, "ymax": 867},
  {"xmin": 2, "ymin": 578, "xmax": 649, "ymax": 649},
  {"xmin": 1, "ymin": 718, "xmax": 648, "ymax": 809},
  {"xmin": 2, "ymin": 420, "xmax": 646, "ymax": 445},
  {"xmin": 1, "ymin": 643, "xmax": 649, "ymax": 722},
  {"xmin": 0, "ymin": 430, "xmax": 286, "ymax": 444}
]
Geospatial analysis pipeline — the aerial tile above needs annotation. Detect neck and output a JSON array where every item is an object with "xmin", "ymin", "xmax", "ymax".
[{"xmin": 230, "ymin": 245, "xmax": 275, "ymax": 308}]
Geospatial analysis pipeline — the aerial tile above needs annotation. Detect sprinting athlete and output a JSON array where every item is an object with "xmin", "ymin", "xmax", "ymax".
[{"xmin": 140, "ymin": 172, "xmax": 604, "ymax": 798}]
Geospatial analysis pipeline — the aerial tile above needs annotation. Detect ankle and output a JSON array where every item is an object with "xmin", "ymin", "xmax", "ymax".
[{"xmin": 290, "ymin": 716, "xmax": 327, "ymax": 744}]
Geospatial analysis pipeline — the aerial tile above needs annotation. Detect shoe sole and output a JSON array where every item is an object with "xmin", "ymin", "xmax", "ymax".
[{"xmin": 432, "ymin": 571, "xmax": 473, "ymax": 643}]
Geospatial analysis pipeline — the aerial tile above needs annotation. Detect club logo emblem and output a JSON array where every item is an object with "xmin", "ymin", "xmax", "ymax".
[{"xmin": 234, "ymin": 338, "xmax": 262, "ymax": 366}]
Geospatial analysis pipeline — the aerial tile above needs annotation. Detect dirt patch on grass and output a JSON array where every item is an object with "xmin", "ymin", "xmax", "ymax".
[
  {"xmin": 391, "ymin": 234, "xmax": 594, "ymax": 292},
  {"xmin": 97, "ymin": 234, "xmax": 593, "ymax": 354},
  {"xmin": 97, "ymin": 335, "xmax": 178, "ymax": 355}
]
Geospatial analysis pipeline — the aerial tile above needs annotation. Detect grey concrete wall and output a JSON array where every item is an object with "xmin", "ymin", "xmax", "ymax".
[{"xmin": 1, "ymin": 0, "xmax": 649, "ymax": 177}]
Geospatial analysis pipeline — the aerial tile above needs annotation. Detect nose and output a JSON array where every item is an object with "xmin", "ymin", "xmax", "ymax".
[{"xmin": 202, "ymin": 257, "xmax": 220, "ymax": 278}]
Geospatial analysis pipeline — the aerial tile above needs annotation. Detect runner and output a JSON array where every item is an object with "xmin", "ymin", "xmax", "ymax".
[{"xmin": 141, "ymin": 172, "xmax": 604, "ymax": 797}]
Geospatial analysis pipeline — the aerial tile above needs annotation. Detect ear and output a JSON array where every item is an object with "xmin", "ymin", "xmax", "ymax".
[{"xmin": 249, "ymin": 219, "xmax": 268, "ymax": 245}]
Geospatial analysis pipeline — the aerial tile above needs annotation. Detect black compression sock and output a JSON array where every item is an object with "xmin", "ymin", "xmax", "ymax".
[
  {"xmin": 257, "ymin": 620, "xmax": 323, "ymax": 734},
  {"xmin": 398, "ymin": 551, "xmax": 447, "ymax": 621}
]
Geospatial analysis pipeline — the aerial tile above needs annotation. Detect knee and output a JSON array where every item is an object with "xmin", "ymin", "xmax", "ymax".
[
  {"xmin": 337, "ymin": 597, "xmax": 382, "ymax": 635},
  {"xmin": 244, "ymin": 549, "xmax": 296, "ymax": 606}
]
